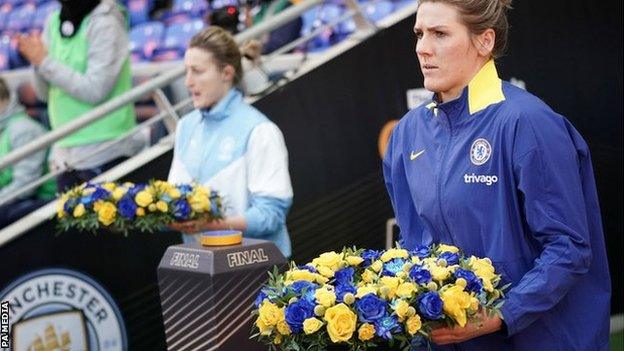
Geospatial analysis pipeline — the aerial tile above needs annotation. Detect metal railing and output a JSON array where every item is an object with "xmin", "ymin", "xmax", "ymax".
[{"xmin": 0, "ymin": 0, "xmax": 376, "ymax": 206}]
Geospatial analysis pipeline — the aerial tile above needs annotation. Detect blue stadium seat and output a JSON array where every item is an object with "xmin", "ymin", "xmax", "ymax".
[
  {"xmin": 301, "ymin": 4, "xmax": 345, "ymax": 51},
  {"xmin": 152, "ymin": 19, "xmax": 204, "ymax": 61},
  {"xmin": 129, "ymin": 21, "xmax": 165, "ymax": 62},
  {"xmin": 127, "ymin": 0, "xmax": 153, "ymax": 27},
  {"xmin": 6, "ymin": 3, "xmax": 36, "ymax": 32},
  {"xmin": 0, "ymin": 36, "xmax": 9, "ymax": 71},
  {"xmin": 31, "ymin": 1, "xmax": 59, "ymax": 33},
  {"xmin": 0, "ymin": 3, "xmax": 13, "ymax": 32},
  {"xmin": 172, "ymin": 0, "xmax": 208, "ymax": 18},
  {"xmin": 362, "ymin": 0, "xmax": 394, "ymax": 23}
]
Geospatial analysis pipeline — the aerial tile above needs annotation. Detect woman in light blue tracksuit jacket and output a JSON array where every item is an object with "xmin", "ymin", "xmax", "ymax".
[
  {"xmin": 168, "ymin": 27, "xmax": 293, "ymax": 258},
  {"xmin": 383, "ymin": 1, "xmax": 610, "ymax": 350}
]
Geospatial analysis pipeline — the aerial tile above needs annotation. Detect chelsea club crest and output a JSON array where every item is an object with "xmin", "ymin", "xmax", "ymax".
[{"xmin": 470, "ymin": 138, "xmax": 492, "ymax": 165}]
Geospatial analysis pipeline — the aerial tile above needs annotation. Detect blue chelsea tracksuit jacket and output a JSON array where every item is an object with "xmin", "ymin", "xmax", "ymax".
[{"xmin": 383, "ymin": 60, "xmax": 611, "ymax": 350}]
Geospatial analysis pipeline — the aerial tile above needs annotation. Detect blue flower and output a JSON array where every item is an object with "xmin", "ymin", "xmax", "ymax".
[
  {"xmin": 409, "ymin": 264, "xmax": 432, "ymax": 285},
  {"xmin": 90, "ymin": 186, "xmax": 110, "ymax": 201},
  {"xmin": 298, "ymin": 265, "xmax": 317, "ymax": 273},
  {"xmin": 254, "ymin": 290, "xmax": 269, "ymax": 308},
  {"xmin": 285, "ymin": 299, "xmax": 315, "ymax": 333},
  {"xmin": 361, "ymin": 250, "xmax": 381, "ymax": 268},
  {"xmin": 176, "ymin": 184, "xmax": 193, "ymax": 196},
  {"xmin": 418, "ymin": 292, "xmax": 443, "ymax": 320},
  {"xmin": 438, "ymin": 251, "xmax": 459, "ymax": 266},
  {"xmin": 127, "ymin": 184, "xmax": 146, "ymax": 197},
  {"xmin": 63, "ymin": 198, "xmax": 77, "ymax": 213},
  {"xmin": 289, "ymin": 281, "xmax": 318, "ymax": 296},
  {"xmin": 355, "ymin": 294, "xmax": 387, "ymax": 323},
  {"xmin": 335, "ymin": 284, "xmax": 356, "ymax": 303},
  {"xmin": 382, "ymin": 258, "xmax": 406, "ymax": 277},
  {"xmin": 334, "ymin": 267, "xmax": 354, "ymax": 285},
  {"xmin": 454, "ymin": 268, "xmax": 483, "ymax": 293},
  {"xmin": 410, "ymin": 245, "xmax": 431, "ymax": 259},
  {"xmin": 374, "ymin": 315, "xmax": 402, "ymax": 340},
  {"xmin": 118, "ymin": 196, "xmax": 137, "ymax": 219},
  {"xmin": 210, "ymin": 197, "xmax": 220, "ymax": 216},
  {"xmin": 172, "ymin": 199, "xmax": 191, "ymax": 220}
]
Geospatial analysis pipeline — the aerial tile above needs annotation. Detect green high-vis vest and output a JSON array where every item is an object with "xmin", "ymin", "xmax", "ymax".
[
  {"xmin": 0, "ymin": 113, "xmax": 57, "ymax": 200},
  {"xmin": 47, "ymin": 10, "xmax": 135, "ymax": 148}
]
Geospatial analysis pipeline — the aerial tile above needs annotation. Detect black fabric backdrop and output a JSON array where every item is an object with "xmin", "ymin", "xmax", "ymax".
[{"xmin": 1, "ymin": 1, "xmax": 621, "ymax": 349}]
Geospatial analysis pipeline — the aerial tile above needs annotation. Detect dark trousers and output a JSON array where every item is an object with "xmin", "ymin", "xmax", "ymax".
[{"xmin": 57, "ymin": 156, "xmax": 129, "ymax": 192}]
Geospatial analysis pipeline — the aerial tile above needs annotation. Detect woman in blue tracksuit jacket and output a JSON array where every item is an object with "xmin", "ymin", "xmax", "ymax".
[
  {"xmin": 168, "ymin": 27, "xmax": 293, "ymax": 258},
  {"xmin": 383, "ymin": 1, "xmax": 611, "ymax": 350}
]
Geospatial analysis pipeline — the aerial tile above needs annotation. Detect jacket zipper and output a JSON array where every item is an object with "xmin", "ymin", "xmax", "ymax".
[{"xmin": 436, "ymin": 108, "xmax": 456, "ymax": 246}]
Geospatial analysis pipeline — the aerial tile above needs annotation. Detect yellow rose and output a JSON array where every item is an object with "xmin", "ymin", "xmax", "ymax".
[
  {"xmin": 256, "ymin": 317, "xmax": 273, "ymax": 335},
  {"xmin": 370, "ymin": 260, "xmax": 383, "ymax": 273},
  {"xmin": 358, "ymin": 323, "xmax": 375, "ymax": 341},
  {"xmin": 437, "ymin": 244, "xmax": 460, "ymax": 254},
  {"xmin": 380, "ymin": 248, "xmax": 409, "ymax": 262},
  {"xmin": 303, "ymin": 317, "xmax": 323, "ymax": 334},
  {"xmin": 317, "ymin": 266, "xmax": 336, "ymax": 278},
  {"xmin": 380, "ymin": 276, "xmax": 400, "ymax": 299},
  {"xmin": 469, "ymin": 256, "xmax": 496, "ymax": 292},
  {"xmin": 345, "ymin": 256, "xmax": 364, "ymax": 266},
  {"xmin": 277, "ymin": 320, "xmax": 291, "ymax": 335},
  {"xmin": 72, "ymin": 204, "xmax": 86, "ymax": 218},
  {"xmin": 406, "ymin": 315, "xmax": 422, "ymax": 335},
  {"xmin": 258, "ymin": 301, "xmax": 282, "ymax": 329},
  {"xmin": 135, "ymin": 190, "xmax": 153, "ymax": 207},
  {"xmin": 361, "ymin": 270, "xmax": 376, "ymax": 283},
  {"xmin": 312, "ymin": 251, "xmax": 344, "ymax": 271},
  {"xmin": 286, "ymin": 269, "xmax": 317, "ymax": 283},
  {"xmin": 93, "ymin": 200, "xmax": 103, "ymax": 212},
  {"xmin": 136, "ymin": 208, "xmax": 145, "ymax": 217},
  {"xmin": 102, "ymin": 182, "xmax": 116, "ymax": 192},
  {"xmin": 393, "ymin": 299, "xmax": 410, "ymax": 321},
  {"xmin": 324, "ymin": 304, "xmax": 357, "ymax": 343},
  {"xmin": 397, "ymin": 282, "xmax": 417, "ymax": 299},
  {"xmin": 411, "ymin": 256, "xmax": 422, "ymax": 264},
  {"xmin": 57, "ymin": 195, "xmax": 68, "ymax": 218},
  {"xmin": 97, "ymin": 202, "xmax": 116, "ymax": 226},
  {"xmin": 273, "ymin": 333, "xmax": 282, "ymax": 345},
  {"xmin": 148, "ymin": 203, "xmax": 157, "ymax": 212},
  {"xmin": 430, "ymin": 265, "xmax": 450, "ymax": 282},
  {"xmin": 167, "ymin": 188, "xmax": 181, "ymax": 199},
  {"xmin": 188, "ymin": 193, "xmax": 209, "ymax": 212},
  {"xmin": 441, "ymin": 285, "xmax": 472, "ymax": 327},
  {"xmin": 156, "ymin": 200, "xmax": 168, "ymax": 212},
  {"xmin": 315, "ymin": 287, "xmax": 337, "ymax": 308},
  {"xmin": 112, "ymin": 187, "xmax": 127, "ymax": 201},
  {"xmin": 356, "ymin": 285, "xmax": 377, "ymax": 298}
]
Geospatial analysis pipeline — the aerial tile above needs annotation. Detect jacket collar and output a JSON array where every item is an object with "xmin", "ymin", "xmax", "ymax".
[
  {"xmin": 427, "ymin": 59, "xmax": 506, "ymax": 117},
  {"xmin": 200, "ymin": 88, "xmax": 241, "ymax": 121}
]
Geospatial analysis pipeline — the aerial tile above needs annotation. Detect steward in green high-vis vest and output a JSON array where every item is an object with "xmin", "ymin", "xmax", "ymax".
[
  {"xmin": 0, "ymin": 112, "xmax": 56, "ymax": 200},
  {"xmin": 46, "ymin": 7, "xmax": 135, "ymax": 148}
]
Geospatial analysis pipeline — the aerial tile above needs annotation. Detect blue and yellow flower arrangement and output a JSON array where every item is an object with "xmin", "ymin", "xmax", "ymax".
[
  {"xmin": 252, "ymin": 244, "xmax": 509, "ymax": 350},
  {"xmin": 56, "ymin": 180, "xmax": 223, "ymax": 235}
]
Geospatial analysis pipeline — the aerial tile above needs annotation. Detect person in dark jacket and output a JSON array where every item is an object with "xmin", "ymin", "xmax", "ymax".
[{"xmin": 383, "ymin": 0, "xmax": 611, "ymax": 350}]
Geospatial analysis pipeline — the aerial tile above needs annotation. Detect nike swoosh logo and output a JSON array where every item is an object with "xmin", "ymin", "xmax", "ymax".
[{"xmin": 410, "ymin": 149, "xmax": 425, "ymax": 161}]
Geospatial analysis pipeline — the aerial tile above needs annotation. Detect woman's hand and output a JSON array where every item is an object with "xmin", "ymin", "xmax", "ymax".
[
  {"xmin": 18, "ymin": 34, "xmax": 48, "ymax": 67},
  {"xmin": 430, "ymin": 310, "xmax": 503, "ymax": 345},
  {"xmin": 168, "ymin": 219, "xmax": 224, "ymax": 234}
]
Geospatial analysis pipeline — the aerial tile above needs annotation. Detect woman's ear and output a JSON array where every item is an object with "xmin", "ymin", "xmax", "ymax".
[
  {"xmin": 474, "ymin": 28, "xmax": 496, "ymax": 57},
  {"xmin": 221, "ymin": 64, "xmax": 236, "ymax": 83}
]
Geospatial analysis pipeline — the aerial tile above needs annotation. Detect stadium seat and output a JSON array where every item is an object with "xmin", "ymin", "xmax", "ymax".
[
  {"xmin": 129, "ymin": 21, "xmax": 165, "ymax": 62},
  {"xmin": 31, "ymin": 1, "xmax": 59, "ymax": 33},
  {"xmin": 127, "ymin": 0, "xmax": 153, "ymax": 27},
  {"xmin": 6, "ymin": 3, "xmax": 36, "ymax": 32},
  {"xmin": 0, "ymin": 36, "xmax": 10, "ymax": 71},
  {"xmin": 362, "ymin": 0, "xmax": 394, "ymax": 23},
  {"xmin": 301, "ymin": 4, "xmax": 345, "ymax": 51},
  {"xmin": 0, "ymin": 3, "xmax": 12, "ymax": 33},
  {"xmin": 171, "ymin": 0, "xmax": 208, "ymax": 18},
  {"xmin": 152, "ymin": 19, "xmax": 204, "ymax": 61}
]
